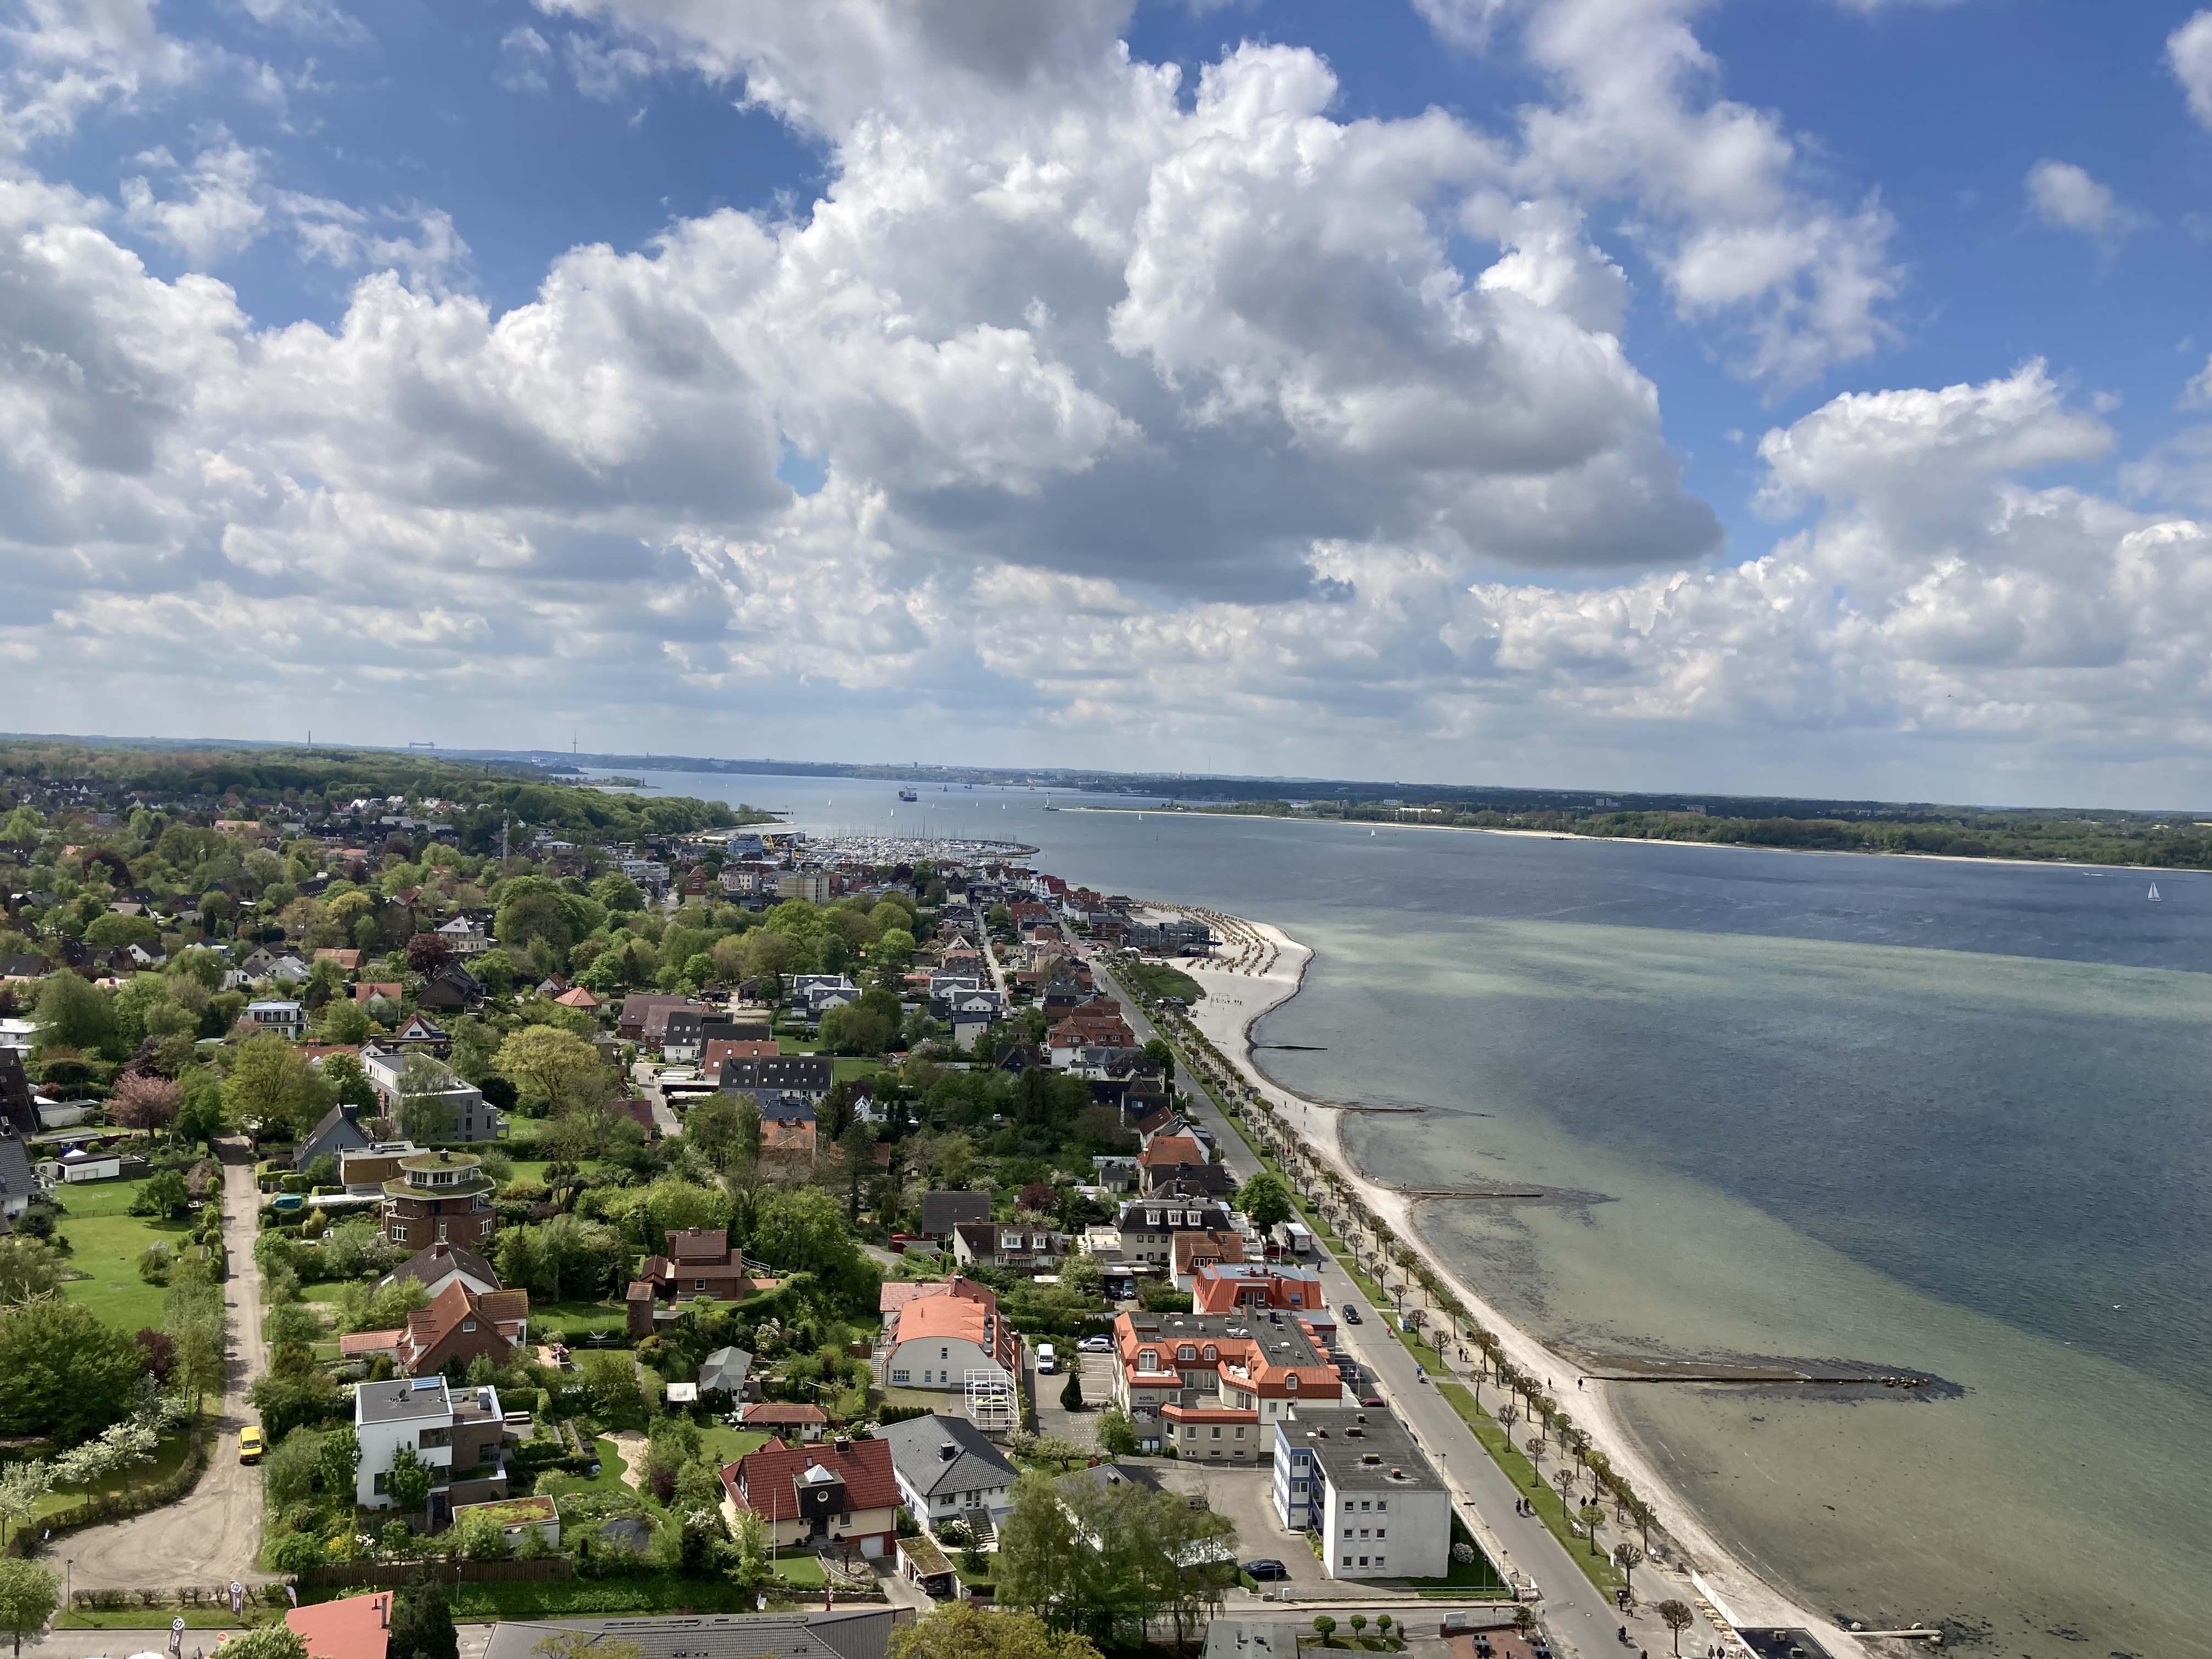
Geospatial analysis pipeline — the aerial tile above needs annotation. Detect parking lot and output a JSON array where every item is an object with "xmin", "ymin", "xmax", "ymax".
[
  {"xmin": 1146, "ymin": 1461, "xmax": 1374, "ymax": 1602},
  {"xmin": 1030, "ymin": 1342, "xmax": 1119, "ymax": 1448}
]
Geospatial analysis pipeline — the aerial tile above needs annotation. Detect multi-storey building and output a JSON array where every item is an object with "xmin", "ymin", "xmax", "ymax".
[
  {"xmin": 1108, "ymin": 1308, "xmax": 1345, "ymax": 1463},
  {"xmin": 354, "ymin": 1376, "xmax": 512, "ymax": 1525},
  {"xmin": 1272, "ymin": 1410, "xmax": 1451, "ymax": 1580},
  {"xmin": 380, "ymin": 1148, "xmax": 496, "ymax": 1251}
]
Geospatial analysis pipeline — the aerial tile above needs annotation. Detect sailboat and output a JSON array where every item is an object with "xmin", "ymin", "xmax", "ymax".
[{"xmin": 2148, "ymin": 882, "xmax": 2162, "ymax": 901}]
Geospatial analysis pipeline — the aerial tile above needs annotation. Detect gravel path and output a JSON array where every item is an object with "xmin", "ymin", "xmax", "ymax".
[{"xmin": 59, "ymin": 1146, "xmax": 272, "ymax": 1593}]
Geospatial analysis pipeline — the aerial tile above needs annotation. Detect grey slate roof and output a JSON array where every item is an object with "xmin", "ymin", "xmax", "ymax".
[
  {"xmin": 872, "ymin": 1413, "xmax": 1018, "ymax": 1502},
  {"xmin": 1054, "ymin": 1460, "xmax": 1166, "ymax": 1503},
  {"xmin": 698, "ymin": 1346, "xmax": 754, "ymax": 1392},
  {"xmin": 0, "ymin": 1126, "xmax": 35, "ymax": 1227},
  {"xmin": 917, "ymin": 1190, "xmax": 991, "ymax": 1235},
  {"xmin": 381, "ymin": 1240, "xmax": 499, "ymax": 1294},
  {"xmin": 480, "ymin": 1610, "xmax": 896, "ymax": 1659}
]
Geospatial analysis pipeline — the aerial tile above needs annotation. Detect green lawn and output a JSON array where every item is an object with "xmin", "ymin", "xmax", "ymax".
[
  {"xmin": 830, "ymin": 1057, "xmax": 883, "ymax": 1081},
  {"xmin": 58, "ymin": 1606, "xmax": 284, "ymax": 1630},
  {"xmin": 537, "ymin": 1297, "xmax": 630, "ymax": 1334},
  {"xmin": 25, "ymin": 1431, "xmax": 198, "ymax": 1527},
  {"xmin": 56, "ymin": 1177, "xmax": 195, "ymax": 1333},
  {"xmin": 1436, "ymin": 1382, "xmax": 1623, "ymax": 1595},
  {"xmin": 539, "ymin": 1437, "xmax": 633, "ymax": 1500},
  {"xmin": 695, "ymin": 1425, "xmax": 771, "ymax": 1466},
  {"xmin": 880, "ymin": 1385, "xmax": 951, "ymax": 1414},
  {"xmin": 771, "ymin": 1554, "xmax": 827, "ymax": 1587}
]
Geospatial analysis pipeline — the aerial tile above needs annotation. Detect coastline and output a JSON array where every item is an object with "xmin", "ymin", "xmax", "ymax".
[
  {"xmin": 1071, "ymin": 803, "xmax": 2203, "ymax": 877},
  {"xmin": 1166, "ymin": 910, "xmax": 1866, "ymax": 1659}
]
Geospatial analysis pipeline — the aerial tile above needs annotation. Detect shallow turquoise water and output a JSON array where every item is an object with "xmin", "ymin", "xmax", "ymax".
[{"xmin": 637, "ymin": 772, "xmax": 2212, "ymax": 1655}]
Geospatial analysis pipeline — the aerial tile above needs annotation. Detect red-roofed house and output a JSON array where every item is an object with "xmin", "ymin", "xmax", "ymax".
[
  {"xmin": 881, "ymin": 1290, "xmax": 1018, "ymax": 1391},
  {"xmin": 392, "ymin": 1280, "xmax": 529, "ymax": 1376},
  {"xmin": 552, "ymin": 986, "xmax": 600, "ymax": 1011},
  {"xmin": 720, "ymin": 1435, "xmax": 899, "ymax": 1559},
  {"xmin": 286, "ymin": 1590, "xmax": 391, "ymax": 1659},
  {"xmin": 638, "ymin": 1228, "xmax": 769, "ymax": 1303},
  {"xmin": 1138, "ymin": 1134, "xmax": 1209, "ymax": 1195},
  {"xmin": 738, "ymin": 1401, "xmax": 829, "ymax": 1442},
  {"xmin": 1170, "ymin": 1229, "xmax": 1245, "ymax": 1290}
]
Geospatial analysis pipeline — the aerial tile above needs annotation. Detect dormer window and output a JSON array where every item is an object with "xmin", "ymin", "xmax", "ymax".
[
  {"xmin": 1178, "ymin": 1345, "xmax": 1197, "ymax": 1363},
  {"xmin": 1201, "ymin": 1345, "xmax": 1217, "ymax": 1362},
  {"xmin": 1286, "ymin": 1373, "xmax": 1300, "ymax": 1391},
  {"xmin": 1139, "ymin": 1350, "xmax": 1158, "ymax": 1369}
]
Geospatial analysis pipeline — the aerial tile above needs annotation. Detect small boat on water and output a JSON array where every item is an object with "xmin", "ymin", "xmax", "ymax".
[
  {"xmin": 2148, "ymin": 882, "xmax": 2162, "ymax": 901},
  {"xmin": 899, "ymin": 788, "xmax": 919, "ymax": 802}
]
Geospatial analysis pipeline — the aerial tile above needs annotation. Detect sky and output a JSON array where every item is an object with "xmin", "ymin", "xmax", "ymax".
[{"xmin": 6, "ymin": 1, "xmax": 2212, "ymax": 808}]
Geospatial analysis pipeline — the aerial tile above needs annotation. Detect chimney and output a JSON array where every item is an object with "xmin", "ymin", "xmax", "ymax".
[
  {"xmin": 378, "ymin": 1596, "xmax": 388, "ymax": 1628},
  {"xmin": 939, "ymin": 1441, "xmax": 958, "ymax": 1461},
  {"xmin": 833, "ymin": 1436, "xmax": 851, "ymax": 1454}
]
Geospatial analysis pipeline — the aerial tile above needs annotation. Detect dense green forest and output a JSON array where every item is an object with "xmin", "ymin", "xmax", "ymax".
[{"xmin": 1195, "ymin": 798, "xmax": 2212, "ymax": 870}]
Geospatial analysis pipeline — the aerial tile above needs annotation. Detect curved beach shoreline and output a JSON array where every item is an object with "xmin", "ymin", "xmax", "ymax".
[{"xmin": 1166, "ymin": 909, "xmax": 1867, "ymax": 1658}]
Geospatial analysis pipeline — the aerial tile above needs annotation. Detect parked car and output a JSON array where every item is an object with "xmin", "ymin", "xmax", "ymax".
[
  {"xmin": 1342, "ymin": 1304, "xmax": 1363, "ymax": 1324},
  {"xmin": 238, "ymin": 1425, "xmax": 264, "ymax": 1464},
  {"xmin": 1360, "ymin": 1394, "xmax": 1386, "ymax": 1409},
  {"xmin": 1078, "ymin": 1335, "xmax": 1114, "ymax": 1352},
  {"xmin": 1243, "ymin": 1559, "xmax": 1291, "ymax": 1582},
  {"xmin": 1036, "ymin": 1342, "xmax": 1058, "ymax": 1375}
]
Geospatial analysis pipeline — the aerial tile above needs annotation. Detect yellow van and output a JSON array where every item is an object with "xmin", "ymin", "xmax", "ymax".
[{"xmin": 238, "ymin": 1426, "xmax": 264, "ymax": 1464}]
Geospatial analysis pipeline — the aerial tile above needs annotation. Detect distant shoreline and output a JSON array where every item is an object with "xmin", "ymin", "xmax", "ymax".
[{"xmin": 1066, "ymin": 803, "xmax": 2199, "ymax": 878}]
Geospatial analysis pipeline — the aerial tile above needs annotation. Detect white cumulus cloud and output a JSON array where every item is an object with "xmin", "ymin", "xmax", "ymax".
[{"xmin": 2025, "ymin": 159, "xmax": 2147, "ymax": 249}]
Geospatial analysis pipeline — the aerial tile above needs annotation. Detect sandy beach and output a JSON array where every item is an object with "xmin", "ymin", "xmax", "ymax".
[{"xmin": 1161, "ymin": 907, "xmax": 1869, "ymax": 1659}]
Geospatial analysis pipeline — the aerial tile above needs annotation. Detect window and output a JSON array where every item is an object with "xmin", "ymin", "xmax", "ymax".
[
  {"xmin": 1376, "ymin": 1500, "xmax": 1386, "ymax": 1512},
  {"xmin": 1211, "ymin": 1426, "xmax": 1221, "ymax": 1439},
  {"xmin": 1186, "ymin": 1427, "xmax": 1197, "ymax": 1440},
  {"xmin": 1201, "ymin": 1345, "xmax": 1217, "ymax": 1361},
  {"xmin": 1285, "ymin": 1374, "xmax": 1298, "ymax": 1391},
  {"xmin": 1341, "ymin": 1555, "xmax": 1352, "ymax": 1567},
  {"xmin": 1375, "ymin": 1555, "xmax": 1385, "ymax": 1567},
  {"xmin": 1235, "ymin": 1426, "xmax": 1246, "ymax": 1440},
  {"xmin": 438, "ymin": 1222, "xmax": 448, "ymax": 1242},
  {"xmin": 891, "ymin": 1370, "xmax": 910, "ymax": 1384},
  {"xmin": 391, "ymin": 1225, "xmax": 408, "ymax": 1242},
  {"xmin": 462, "ymin": 1318, "xmax": 476, "ymax": 1333},
  {"xmin": 1358, "ymin": 1555, "xmax": 1369, "ymax": 1568},
  {"xmin": 1342, "ymin": 1528, "xmax": 1352, "ymax": 1538},
  {"xmin": 1344, "ymin": 1501, "xmax": 1355, "ymax": 1513},
  {"xmin": 1360, "ymin": 1500, "xmax": 1371, "ymax": 1512},
  {"xmin": 695, "ymin": 1278, "xmax": 707, "ymax": 1293},
  {"xmin": 374, "ymin": 1473, "xmax": 388, "ymax": 1494},
  {"xmin": 1178, "ymin": 1346, "xmax": 1197, "ymax": 1362},
  {"xmin": 940, "ymin": 1347, "xmax": 949, "ymax": 1359},
  {"xmin": 1376, "ymin": 1528, "xmax": 1386, "ymax": 1539}
]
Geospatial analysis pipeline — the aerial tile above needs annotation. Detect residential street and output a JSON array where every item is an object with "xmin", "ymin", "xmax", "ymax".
[
  {"xmin": 58, "ymin": 1144, "xmax": 272, "ymax": 1592},
  {"xmin": 1091, "ymin": 959, "xmax": 1719, "ymax": 1659}
]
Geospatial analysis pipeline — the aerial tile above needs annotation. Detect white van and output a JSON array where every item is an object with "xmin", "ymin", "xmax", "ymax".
[{"xmin": 1036, "ymin": 1342, "xmax": 1057, "ymax": 1375}]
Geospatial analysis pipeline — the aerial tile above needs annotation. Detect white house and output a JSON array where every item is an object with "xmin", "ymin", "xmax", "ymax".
[
  {"xmin": 874, "ymin": 1415, "xmax": 1020, "ymax": 1535},
  {"xmin": 246, "ymin": 1000, "xmax": 305, "ymax": 1039},
  {"xmin": 435, "ymin": 918, "xmax": 489, "ymax": 956},
  {"xmin": 354, "ymin": 1376, "xmax": 512, "ymax": 1525},
  {"xmin": 880, "ymin": 1294, "xmax": 1019, "ymax": 1392}
]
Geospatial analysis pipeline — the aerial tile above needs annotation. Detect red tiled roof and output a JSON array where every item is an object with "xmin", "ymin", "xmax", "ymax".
[
  {"xmin": 723, "ymin": 1436, "xmax": 899, "ymax": 1523},
  {"xmin": 287, "ymin": 1593, "xmax": 391, "ymax": 1659},
  {"xmin": 1139, "ymin": 1135, "xmax": 1203, "ymax": 1167},
  {"xmin": 741, "ymin": 1402, "xmax": 830, "ymax": 1426}
]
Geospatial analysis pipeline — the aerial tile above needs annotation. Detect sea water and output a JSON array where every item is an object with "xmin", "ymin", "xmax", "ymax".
[{"xmin": 629, "ymin": 772, "xmax": 2211, "ymax": 1656}]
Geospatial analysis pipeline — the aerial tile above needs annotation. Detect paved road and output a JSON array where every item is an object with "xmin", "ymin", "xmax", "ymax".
[
  {"xmin": 1091, "ymin": 962, "xmax": 1722, "ymax": 1659},
  {"xmin": 59, "ymin": 1146, "xmax": 272, "ymax": 1593}
]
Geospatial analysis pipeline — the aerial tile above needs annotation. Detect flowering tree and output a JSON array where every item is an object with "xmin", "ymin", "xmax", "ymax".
[{"xmin": 109, "ymin": 1071, "xmax": 180, "ymax": 1135}]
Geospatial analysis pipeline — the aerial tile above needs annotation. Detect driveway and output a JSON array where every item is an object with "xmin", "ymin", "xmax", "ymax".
[
  {"xmin": 58, "ymin": 1144, "xmax": 272, "ymax": 1591},
  {"xmin": 1031, "ymin": 1348, "xmax": 1118, "ymax": 1449}
]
